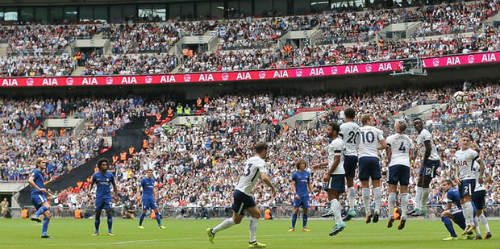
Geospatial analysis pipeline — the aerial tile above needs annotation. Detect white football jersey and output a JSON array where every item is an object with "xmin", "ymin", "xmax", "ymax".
[
  {"xmin": 235, "ymin": 156, "xmax": 267, "ymax": 196},
  {"xmin": 453, "ymin": 149, "xmax": 479, "ymax": 180},
  {"xmin": 416, "ymin": 129, "xmax": 440, "ymax": 161},
  {"xmin": 358, "ymin": 126, "xmax": 384, "ymax": 158},
  {"xmin": 474, "ymin": 160, "xmax": 488, "ymax": 191},
  {"xmin": 340, "ymin": 121, "xmax": 360, "ymax": 156},
  {"xmin": 327, "ymin": 137, "xmax": 345, "ymax": 175},
  {"xmin": 386, "ymin": 133, "xmax": 413, "ymax": 167}
]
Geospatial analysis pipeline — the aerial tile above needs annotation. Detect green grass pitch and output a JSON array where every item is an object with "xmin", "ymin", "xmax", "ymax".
[{"xmin": 1, "ymin": 218, "xmax": 498, "ymax": 249}]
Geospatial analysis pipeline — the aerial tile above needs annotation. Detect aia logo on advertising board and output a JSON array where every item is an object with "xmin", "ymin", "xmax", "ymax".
[
  {"xmin": 258, "ymin": 71, "xmax": 266, "ymax": 79},
  {"xmin": 66, "ymin": 77, "xmax": 74, "ymax": 86},
  {"xmin": 468, "ymin": 55, "xmax": 475, "ymax": 64},
  {"xmin": 26, "ymin": 78, "xmax": 34, "ymax": 86},
  {"xmin": 432, "ymin": 58, "xmax": 440, "ymax": 67},
  {"xmin": 365, "ymin": 64, "xmax": 372, "ymax": 72},
  {"xmin": 295, "ymin": 69, "xmax": 303, "ymax": 77},
  {"xmin": 145, "ymin": 76, "xmax": 153, "ymax": 84},
  {"xmin": 106, "ymin": 77, "xmax": 114, "ymax": 85},
  {"xmin": 221, "ymin": 73, "xmax": 229, "ymax": 81},
  {"xmin": 331, "ymin": 66, "xmax": 338, "ymax": 75},
  {"xmin": 183, "ymin": 74, "xmax": 191, "ymax": 82}
]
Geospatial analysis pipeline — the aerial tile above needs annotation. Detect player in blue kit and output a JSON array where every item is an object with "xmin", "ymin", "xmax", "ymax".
[
  {"xmin": 288, "ymin": 159, "xmax": 312, "ymax": 232},
  {"xmin": 138, "ymin": 169, "xmax": 165, "ymax": 229},
  {"xmin": 28, "ymin": 158, "xmax": 53, "ymax": 238},
  {"xmin": 440, "ymin": 180, "xmax": 475, "ymax": 240},
  {"xmin": 91, "ymin": 158, "xmax": 118, "ymax": 236}
]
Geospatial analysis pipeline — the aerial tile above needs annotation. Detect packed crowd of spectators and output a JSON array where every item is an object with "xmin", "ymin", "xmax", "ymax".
[
  {"xmin": 0, "ymin": 54, "xmax": 75, "ymax": 77},
  {"xmin": 0, "ymin": 97, "xmax": 147, "ymax": 182},
  {"xmin": 50, "ymin": 82, "xmax": 500, "ymax": 218},
  {"xmin": 82, "ymin": 54, "xmax": 178, "ymax": 76}
]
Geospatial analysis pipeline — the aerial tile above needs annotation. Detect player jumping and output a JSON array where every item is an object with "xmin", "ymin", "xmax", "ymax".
[
  {"xmin": 385, "ymin": 121, "xmax": 413, "ymax": 230},
  {"xmin": 410, "ymin": 118, "xmax": 440, "ymax": 217},
  {"xmin": 313, "ymin": 122, "xmax": 347, "ymax": 236},
  {"xmin": 453, "ymin": 136, "xmax": 484, "ymax": 235},
  {"xmin": 28, "ymin": 158, "xmax": 53, "ymax": 238},
  {"xmin": 289, "ymin": 159, "xmax": 312, "ymax": 232},
  {"xmin": 339, "ymin": 108, "xmax": 360, "ymax": 221},
  {"xmin": 138, "ymin": 169, "xmax": 165, "ymax": 229},
  {"xmin": 358, "ymin": 114, "xmax": 386, "ymax": 223},
  {"xmin": 91, "ymin": 158, "xmax": 119, "ymax": 236},
  {"xmin": 207, "ymin": 143, "xmax": 277, "ymax": 248},
  {"xmin": 440, "ymin": 180, "xmax": 475, "ymax": 240}
]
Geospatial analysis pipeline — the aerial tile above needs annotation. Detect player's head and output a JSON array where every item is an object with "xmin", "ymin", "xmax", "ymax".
[
  {"xmin": 460, "ymin": 135, "xmax": 471, "ymax": 150},
  {"xmin": 395, "ymin": 120, "xmax": 407, "ymax": 133},
  {"xmin": 295, "ymin": 159, "xmax": 306, "ymax": 171},
  {"xmin": 97, "ymin": 158, "xmax": 109, "ymax": 172},
  {"xmin": 361, "ymin": 114, "xmax": 373, "ymax": 126},
  {"xmin": 35, "ymin": 158, "xmax": 47, "ymax": 169},
  {"xmin": 255, "ymin": 142, "xmax": 268, "ymax": 159},
  {"xmin": 327, "ymin": 122, "xmax": 340, "ymax": 139},
  {"xmin": 413, "ymin": 118, "xmax": 423, "ymax": 132},
  {"xmin": 344, "ymin": 108, "xmax": 355, "ymax": 121},
  {"xmin": 146, "ymin": 169, "xmax": 154, "ymax": 178},
  {"xmin": 440, "ymin": 179, "xmax": 453, "ymax": 192}
]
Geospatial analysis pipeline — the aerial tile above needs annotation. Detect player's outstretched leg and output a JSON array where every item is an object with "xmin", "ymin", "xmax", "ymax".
[
  {"xmin": 138, "ymin": 210, "xmax": 146, "ymax": 229},
  {"xmin": 154, "ymin": 210, "xmax": 165, "ymax": 229},
  {"xmin": 208, "ymin": 213, "xmax": 238, "ymax": 244},
  {"xmin": 479, "ymin": 214, "xmax": 491, "ymax": 239},
  {"xmin": 441, "ymin": 215, "xmax": 458, "ymax": 240},
  {"xmin": 31, "ymin": 205, "xmax": 48, "ymax": 223},
  {"xmin": 41, "ymin": 207, "xmax": 51, "ymax": 238},
  {"xmin": 329, "ymin": 198, "xmax": 346, "ymax": 236},
  {"xmin": 94, "ymin": 210, "xmax": 101, "ymax": 236},
  {"xmin": 106, "ymin": 210, "xmax": 114, "ymax": 236}
]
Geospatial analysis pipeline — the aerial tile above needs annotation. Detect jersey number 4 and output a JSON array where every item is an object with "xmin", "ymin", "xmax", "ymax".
[{"xmin": 399, "ymin": 142, "xmax": 406, "ymax": 152}]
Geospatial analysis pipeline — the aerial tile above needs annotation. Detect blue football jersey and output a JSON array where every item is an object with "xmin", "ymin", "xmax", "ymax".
[
  {"xmin": 92, "ymin": 171, "xmax": 115, "ymax": 199},
  {"xmin": 141, "ymin": 178, "xmax": 155, "ymax": 199},
  {"xmin": 30, "ymin": 169, "xmax": 45, "ymax": 195},
  {"xmin": 292, "ymin": 171, "xmax": 310, "ymax": 197}
]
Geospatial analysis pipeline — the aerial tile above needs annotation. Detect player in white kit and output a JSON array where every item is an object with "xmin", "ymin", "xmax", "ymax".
[
  {"xmin": 385, "ymin": 121, "xmax": 414, "ymax": 230},
  {"xmin": 358, "ymin": 114, "xmax": 386, "ymax": 224},
  {"xmin": 411, "ymin": 118, "xmax": 441, "ymax": 217},
  {"xmin": 453, "ymin": 136, "xmax": 484, "ymax": 235},
  {"xmin": 313, "ymin": 122, "xmax": 347, "ymax": 236},
  {"xmin": 339, "ymin": 108, "xmax": 360, "ymax": 221},
  {"xmin": 207, "ymin": 143, "xmax": 277, "ymax": 248},
  {"xmin": 472, "ymin": 158, "xmax": 492, "ymax": 239}
]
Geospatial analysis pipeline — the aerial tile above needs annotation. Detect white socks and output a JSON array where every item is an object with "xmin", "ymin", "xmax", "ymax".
[
  {"xmin": 212, "ymin": 218, "xmax": 235, "ymax": 233},
  {"xmin": 331, "ymin": 199, "xmax": 342, "ymax": 225},
  {"xmin": 362, "ymin": 188, "xmax": 371, "ymax": 214},
  {"xmin": 249, "ymin": 217, "xmax": 259, "ymax": 242},
  {"xmin": 421, "ymin": 188, "xmax": 430, "ymax": 212},
  {"xmin": 474, "ymin": 217, "xmax": 481, "ymax": 235},
  {"xmin": 480, "ymin": 214, "xmax": 490, "ymax": 233},
  {"xmin": 415, "ymin": 187, "xmax": 423, "ymax": 210},
  {"xmin": 463, "ymin": 202, "xmax": 474, "ymax": 226},
  {"xmin": 388, "ymin": 192, "xmax": 397, "ymax": 218},
  {"xmin": 374, "ymin": 187, "xmax": 382, "ymax": 214},
  {"xmin": 400, "ymin": 193, "xmax": 409, "ymax": 219},
  {"xmin": 348, "ymin": 187, "xmax": 356, "ymax": 210}
]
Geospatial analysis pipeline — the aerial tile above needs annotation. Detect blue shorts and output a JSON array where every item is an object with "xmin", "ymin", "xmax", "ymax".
[
  {"xmin": 142, "ymin": 198, "xmax": 158, "ymax": 210},
  {"xmin": 472, "ymin": 190, "xmax": 486, "ymax": 210},
  {"xmin": 324, "ymin": 174, "xmax": 345, "ymax": 193},
  {"xmin": 293, "ymin": 195, "xmax": 309, "ymax": 209},
  {"xmin": 419, "ymin": 159, "xmax": 440, "ymax": 177},
  {"xmin": 343, "ymin": 155, "xmax": 358, "ymax": 178},
  {"xmin": 388, "ymin": 165, "xmax": 410, "ymax": 186},
  {"xmin": 459, "ymin": 179, "xmax": 476, "ymax": 198},
  {"xmin": 31, "ymin": 194, "xmax": 47, "ymax": 210},
  {"xmin": 95, "ymin": 197, "xmax": 112, "ymax": 211},
  {"xmin": 358, "ymin": 157, "xmax": 381, "ymax": 181},
  {"xmin": 232, "ymin": 190, "xmax": 256, "ymax": 215},
  {"xmin": 450, "ymin": 208, "xmax": 466, "ymax": 230}
]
